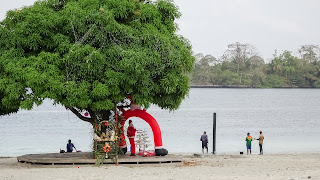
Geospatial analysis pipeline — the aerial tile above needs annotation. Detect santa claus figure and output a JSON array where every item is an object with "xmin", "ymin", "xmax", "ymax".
[{"xmin": 127, "ymin": 120, "xmax": 136, "ymax": 156}]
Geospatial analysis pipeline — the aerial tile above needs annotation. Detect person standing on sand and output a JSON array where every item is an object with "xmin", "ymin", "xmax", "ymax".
[
  {"xmin": 256, "ymin": 130, "xmax": 264, "ymax": 155},
  {"xmin": 245, "ymin": 133, "xmax": 252, "ymax": 155},
  {"xmin": 200, "ymin": 131, "xmax": 208, "ymax": 153},
  {"xmin": 66, "ymin": 139, "xmax": 77, "ymax": 153}
]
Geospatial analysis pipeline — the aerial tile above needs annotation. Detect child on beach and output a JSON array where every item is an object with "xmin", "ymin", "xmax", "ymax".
[{"xmin": 245, "ymin": 133, "xmax": 252, "ymax": 155}]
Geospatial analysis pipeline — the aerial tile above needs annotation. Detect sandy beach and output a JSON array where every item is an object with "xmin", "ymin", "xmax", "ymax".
[{"xmin": 1, "ymin": 153, "xmax": 320, "ymax": 180}]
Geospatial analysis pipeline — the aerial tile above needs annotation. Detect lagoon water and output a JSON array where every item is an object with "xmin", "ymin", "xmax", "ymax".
[{"xmin": 1, "ymin": 88, "xmax": 320, "ymax": 157}]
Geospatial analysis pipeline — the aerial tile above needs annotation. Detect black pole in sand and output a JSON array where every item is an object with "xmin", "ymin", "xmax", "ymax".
[{"xmin": 213, "ymin": 113, "xmax": 216, "ymax": 154}]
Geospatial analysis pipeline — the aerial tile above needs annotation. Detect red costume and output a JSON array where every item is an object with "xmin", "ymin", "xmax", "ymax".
[{"xmin": 127, "ymin": 120, "xmax": 136, "ymax": 155}]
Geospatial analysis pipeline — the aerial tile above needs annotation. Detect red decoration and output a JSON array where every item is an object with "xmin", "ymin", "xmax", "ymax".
[
  {"xmin": 104, "ymin": 122, "xmax": 108, "ymax": 126},
  {"xmin": 121, "ymin": 109, "xmax": 163, "ymax": 149},
  {"xmin": 84, "ymin": 112, "xmax": 89, "ymax": 116},
  {"xmin": 103, "ymin": 145, "xmax": 111, "ymax": 153}
]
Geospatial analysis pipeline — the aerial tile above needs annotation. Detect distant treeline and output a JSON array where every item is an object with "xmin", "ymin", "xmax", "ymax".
[{"xmin": 191, "ymin": 42, "xmax": 320, "ymax": 88}]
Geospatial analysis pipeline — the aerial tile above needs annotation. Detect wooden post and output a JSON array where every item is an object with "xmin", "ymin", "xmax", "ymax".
[
  {"xmin": 213, "ymin": 113, "xmax": 216, "ymax": 154},
  {"xmin": 115, "ymin": 104, "xmax": 119, "ymax": 166}
]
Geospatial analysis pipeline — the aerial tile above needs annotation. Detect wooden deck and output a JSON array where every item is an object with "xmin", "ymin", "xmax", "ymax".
[{"xmin": 17, "ymin": 152, "xmax": 182, "ymax": 165}]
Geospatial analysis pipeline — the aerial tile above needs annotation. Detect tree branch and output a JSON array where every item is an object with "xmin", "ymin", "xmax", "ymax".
[
  {"xmin": 78, "ymin": 24, "xmax": 97, "ymax": 44},
  {"xmin": 67, "ymin": 107, "xmax": 94, "ymax": 124},
  {"xmin": 71, "ymin": 16, "xmax": 78, "ymax": 42},
  {"xmin": 117, "ymin": 105, "xmax": 130, "ymax": 109},
  {"xmin": 87, "ymin": 108, "xmax": 95, "ymax": 120}
]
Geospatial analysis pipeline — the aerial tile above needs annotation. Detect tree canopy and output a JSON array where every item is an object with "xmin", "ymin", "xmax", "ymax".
[{"xmin": 0, "ymin": 0, "xmax": 194, "ymax": 121}]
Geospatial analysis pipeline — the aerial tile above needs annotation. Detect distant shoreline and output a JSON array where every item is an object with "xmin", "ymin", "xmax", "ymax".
[{"xmin": 190, "ymin": 85, "xmax": 319, "ymax": 89}]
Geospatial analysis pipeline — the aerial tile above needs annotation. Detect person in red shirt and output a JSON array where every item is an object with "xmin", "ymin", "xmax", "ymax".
[{"xmin": 127, "ymin": 120, "xmax": 136, "ymax": 156}]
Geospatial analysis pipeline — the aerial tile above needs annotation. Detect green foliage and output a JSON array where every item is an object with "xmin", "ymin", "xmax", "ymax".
[
  {"xmin": 218, "ymin": 70, "xmax": 240, "ymax": 85},
  {"xmin": 264, "ymin": 75, "xmax": 286, "ymax": 88},
  {"xmin": 314, "ymin": 79, "xmax": 320, "ymax": 88},
  {"xmin": 191, "ymin": 43, "xmax": 320, "ymax": 88},
  {"xmin": 0, "ymin": 0, "xmax": 194, "ymax": 116}
]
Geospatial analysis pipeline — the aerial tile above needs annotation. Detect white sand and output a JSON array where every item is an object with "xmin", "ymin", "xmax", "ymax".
[{"xmin": 1, "ymin": 154, "xmax": 320, "ymax": 180}]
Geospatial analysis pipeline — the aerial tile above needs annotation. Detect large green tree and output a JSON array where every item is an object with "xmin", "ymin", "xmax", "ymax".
[{"xmin": 0, "ymin": 0, "xmax": 194, "ymax": 123}]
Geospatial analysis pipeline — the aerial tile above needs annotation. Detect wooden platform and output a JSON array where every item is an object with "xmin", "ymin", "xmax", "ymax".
[{"xmin": 17, "ymin": 152, "xmax": 182, "ymax": 165}]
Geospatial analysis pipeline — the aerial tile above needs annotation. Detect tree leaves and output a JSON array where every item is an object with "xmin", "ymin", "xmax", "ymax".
[{"xmin": 0, "ymin": 0, "xmax": 194, "ymax": 117}]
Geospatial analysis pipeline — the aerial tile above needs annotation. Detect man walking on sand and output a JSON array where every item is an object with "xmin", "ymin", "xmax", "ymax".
[
  {"xmin": 200, "ymin": 131, "xmax": 208, "ymax": 153},
  {"xmin": 245, "ymin": 133, "xmax": 252, "ymax": 155},
  {"xmin": 257, "ymin": 130, "xmax": 264, "ymax": 155}
]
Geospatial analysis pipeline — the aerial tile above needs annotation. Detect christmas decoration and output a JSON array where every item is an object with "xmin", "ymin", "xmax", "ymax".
[{"xmin": 135, "ymin": 129, "xmax": 153, "ymax": 156}]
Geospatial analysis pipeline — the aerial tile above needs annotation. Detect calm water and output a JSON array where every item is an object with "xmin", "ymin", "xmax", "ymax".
[{"xmin": 1, "ymin": 88, "xmax": 320, "ymax": 156}]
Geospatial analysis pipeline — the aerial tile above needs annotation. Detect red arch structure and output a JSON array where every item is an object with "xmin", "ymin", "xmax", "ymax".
[{"xmin": 121, "ymin": 109, "xmax": 168, "ymax": 156}]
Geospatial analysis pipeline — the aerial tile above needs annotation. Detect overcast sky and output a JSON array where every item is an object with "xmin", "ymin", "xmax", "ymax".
[{"xmin": 1, "ymin": 0, "xmax": 320, "ymax": 60}]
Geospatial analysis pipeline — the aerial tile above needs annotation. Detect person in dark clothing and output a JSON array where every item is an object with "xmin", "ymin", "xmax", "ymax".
[
  {"xmin": 66, "ymin": 139, "xmax": 77, "ymax": 153},
  {"xmin": 200, "ymin": 131, "xmax": 208, "ymax": 153}
]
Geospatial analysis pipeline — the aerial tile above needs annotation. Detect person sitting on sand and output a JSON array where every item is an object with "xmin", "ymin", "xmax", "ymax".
[
  {"xmin": 245, "ymin": 133, "xmax": 252, "ymax": 155},
  {"xmin": 66, "ymin": 139, "xmax": 77, "ymax": 153}
]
